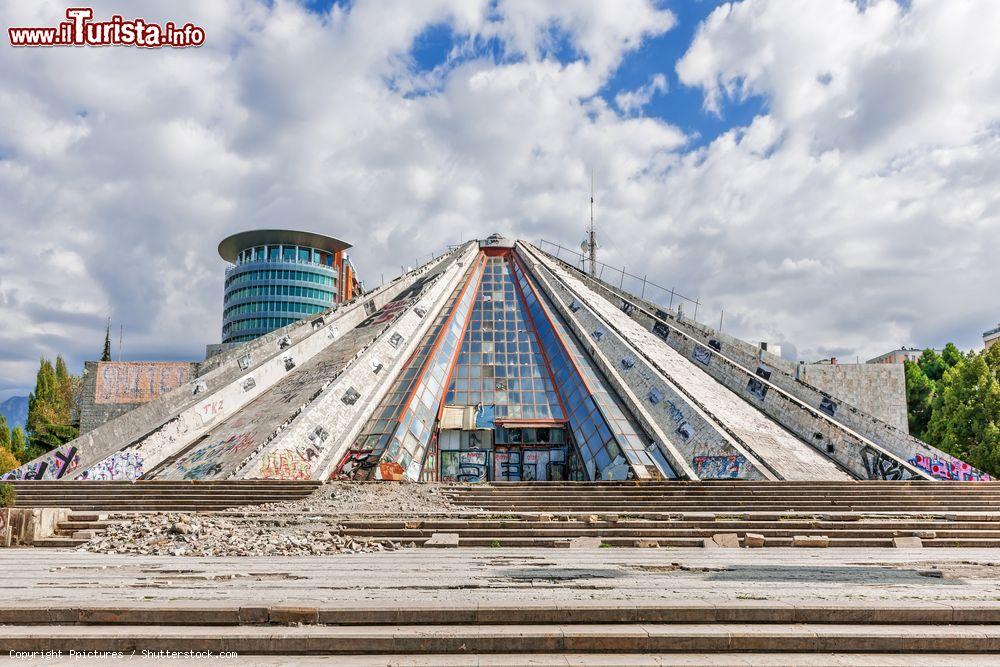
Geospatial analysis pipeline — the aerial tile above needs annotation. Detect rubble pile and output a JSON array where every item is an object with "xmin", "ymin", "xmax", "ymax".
[
  {"xmin": 259, "ymin": 481, "xmax": 472, "ymax": 514},
  {"xmin": 80, "ymin": 482, "xmax": 473, "ymax": 557},
  {"xmin": 81, "ymin": 512, "xmax": 405, "ymax": 557}
]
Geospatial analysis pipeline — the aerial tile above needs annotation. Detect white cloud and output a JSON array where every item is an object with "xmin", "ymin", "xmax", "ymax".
[
  {"xmin": 615, "ymin": 73, "xmax": 668, "ymax": 115},
  {"xmin": 0, "ymin": 0, "xmax": 998, "ymax": 400}
]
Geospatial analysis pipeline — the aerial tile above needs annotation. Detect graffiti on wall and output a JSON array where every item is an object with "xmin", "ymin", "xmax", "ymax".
[
  {"xmin": 260, "ymin": 449, "xmax": 314, "ymax": 480},
  {"xmin": 692, "ymin": 345, "xmax": 712, "ymax": 365},
  {"xmin": 819, "ymin": 397, "xmax": 838, "ymax": 417},
  {"xmin": 79, "ymin": 450, "xmax": 144, "ymax": 481},
  {"xmin": 693, "ymin": 454, "xmax": 748, "ymax": 479},
  {"xmin": 175, "ymin": 432, "xmax": 255, "ymax": 480},
  {"xmin": 860, "ymin": 445, "xmax": 914, "ymax": 480},
  {"xmin": 909, "ymin": 453, "xmax": 992, "ymax": 481},
  {"xmin": 94, "ymin": 362, "xmax": 191, "ymax": 405},
  {"xmin": 3, "ymin": 445, "xmax": 80, "ymax": 481}
]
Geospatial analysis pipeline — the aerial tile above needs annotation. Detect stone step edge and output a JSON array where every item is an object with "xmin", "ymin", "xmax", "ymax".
[
  {"xmin": 2, "ymin": 623, "xmax": 1000, "ymax": 654},
  {"xmin": 3, "ymin": 602, "xmax": 1000, "ymax": 626}
]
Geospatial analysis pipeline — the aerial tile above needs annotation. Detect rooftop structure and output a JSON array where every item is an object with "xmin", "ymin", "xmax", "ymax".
[
  {"xmin": 867, "ymin": 347, "xmax": 929, "ymax": 364},
  {"xmin": 4, "ymin": 235, "xmax": 990, "ymax": 483},
  {"xmin": 984, "ymin": 323, "xmax": 1000, "ymax": 350},
  {"xmin": 219, "ymin": 229, "xmax": 360, "ymax": 345}
]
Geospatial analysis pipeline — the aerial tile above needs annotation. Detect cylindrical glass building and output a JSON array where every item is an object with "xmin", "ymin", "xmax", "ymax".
[{"xmin": 218, "ymin": 229, "xmax": 358, "ymax": 344}]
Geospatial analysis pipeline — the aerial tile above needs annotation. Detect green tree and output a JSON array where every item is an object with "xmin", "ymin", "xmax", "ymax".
[
  {"xmin": 924, "ymin": 348, "xmax": 1000, "ymax": 477},
  {"xmin": 10, "ymin": 427, "xmax": 26, "ymax": 461},
  {"xmin": 101, "ymin": 318, "xmax": 112, "ymax": 362},
  {"xmin": 0, "ymin": 448, "xmax": 18, "ymax": 476},
  {"xmin": 941, "ymin": 342, "xmax": 965, "ymax": 368},
  {"xmin": 0, "ymin": 415, "xmax": 9, "ymax": 452},
  {"xmin": 26, "ymin": 357, "xmax": 78, "ymax": 453},
  {"xmin": 904, "ymin": 360, "xmax": 935, "ymax": 438},
  {"xmin": 918, "ymin": 348, "xmax": 948, "ymax": 382}
]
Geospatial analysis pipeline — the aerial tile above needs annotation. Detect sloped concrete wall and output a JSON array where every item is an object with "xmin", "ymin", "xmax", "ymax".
[
  {"xmin": 517, "ymin": 247, "xmax": 758, "ymax": 480},
  {"xmin": 2, "ymin": 246, "xmax": 469, "ymax": 482},
  {"xmin": 234, "ymin": 244, "xmax": 479, "ymax": 480},
  {"xmin": 524, "ymin": 243, "xmax": 928, "ymax": 481},
  {"xmin": 522, "ymin": 245, "xmax": 850, "ymax": 481},
  {"xmin": 539, "ymin": 247, "xmax": 989, "ymax": 482}
]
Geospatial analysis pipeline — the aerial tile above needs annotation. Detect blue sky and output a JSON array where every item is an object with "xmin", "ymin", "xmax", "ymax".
[{"xmin": 2, "ymin": 0, "xmax": 1000, "ymax": 400}]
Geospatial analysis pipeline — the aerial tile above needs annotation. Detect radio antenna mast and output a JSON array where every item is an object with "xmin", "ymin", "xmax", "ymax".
[{"xmin": 587, "ymin": 169, "xmax": 597, "ymax": 276}]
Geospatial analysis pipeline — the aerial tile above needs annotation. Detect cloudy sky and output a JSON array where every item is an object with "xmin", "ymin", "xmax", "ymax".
[{"xmin": 1, "ymin": 0, "xmax": 999, "ymax": 400}]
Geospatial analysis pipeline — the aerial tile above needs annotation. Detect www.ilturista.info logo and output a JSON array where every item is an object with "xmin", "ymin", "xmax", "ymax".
[{"xmin": 8, "ymin": 8, "xmax": 205, "ymax": 48}]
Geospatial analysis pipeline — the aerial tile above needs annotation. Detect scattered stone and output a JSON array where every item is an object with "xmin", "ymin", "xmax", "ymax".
[
  {"xmin": 633, "ymin": 539, "xmax": 659, "ymax": 548},
  {"xmin": 792, "ymin": 535, "xmax": 829, "ymax": 548},
  {"xmin": 744, "ymin": 533, "xmax": 765, "ymax": 548},
  {"xmin": 537, "ymin": 514, "xmax": 553, "ymax": 522},
  {"xmin": 893, "ymin": 536, "xmax": 923, "ymax": 548},
  {"xmin": 424, "ymin": 533, "xmax": 459, "ymax": 548},
  {"xmin": 913, "ymin": 530, "xmax": 937, "ymax": 539},
  {"xmin": 567, "ymin": 536, "xmax": 603, "ymax": 549},
  {"xmin": 584, "ymin": 515, "xmax": 601, "ymax": 524},
  {"xmin": 603, "ymin": 515, "xmax": 620, "ymax": 524},
  {"xmin": 404, "ymin": 521, "xmax": 423, "ymax": 530},
  {"xmin": 702, "ymin": 538, "xmax": 720, "ymax": 549},
  {"xmin": 712, "ymin": 533, "xmax": 740, "ymax": 548}
]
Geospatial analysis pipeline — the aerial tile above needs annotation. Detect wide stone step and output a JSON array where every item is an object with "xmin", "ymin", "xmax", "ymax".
[
  {"xmin": 2, "ymin": 623, "xmax": 998, "ymax": 654},
  {"xmin": 3, "ymin": 601, "xmax": 999, "ymax": 625}
]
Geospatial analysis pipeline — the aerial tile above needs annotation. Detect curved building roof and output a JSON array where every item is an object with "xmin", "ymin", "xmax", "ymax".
[{"xmin": 218, "ymin": 229, "xmax": 352, "ymax": 262}]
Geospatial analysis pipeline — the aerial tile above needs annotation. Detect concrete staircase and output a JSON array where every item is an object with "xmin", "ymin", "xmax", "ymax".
[
  {"xmin": 1, "ymin": 601, "xmax": 998, "ymax": 661},
  {"xmin": 9, "ymin": 480, "xmax": 321, "ymax": 512},
  {"xmin": 336, "ymin": 481, "xmax": 1000, "ymax": 548}
]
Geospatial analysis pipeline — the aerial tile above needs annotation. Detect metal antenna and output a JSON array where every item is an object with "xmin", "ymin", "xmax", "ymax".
[{"xmin": 587, "ymin": 169, "xmax": 597, "ymax": 276}]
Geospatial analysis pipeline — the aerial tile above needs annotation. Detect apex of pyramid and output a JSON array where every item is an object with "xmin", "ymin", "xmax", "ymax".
[{"xmin": 479, "ymin": 232, "xmax": 515, "ymax": 248}]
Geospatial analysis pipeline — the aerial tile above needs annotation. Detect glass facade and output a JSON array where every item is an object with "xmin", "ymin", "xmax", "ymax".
[
  {"xmin": 445, "ymin": 255, "xmax": 565, "ymax": 421},
  {"xmin": 221, "ymin": 240, "xmax": 343, "ymax": 344},
  {"xmin": 333, "ymin": 246, "xmax": 672, "ymax": 483}
]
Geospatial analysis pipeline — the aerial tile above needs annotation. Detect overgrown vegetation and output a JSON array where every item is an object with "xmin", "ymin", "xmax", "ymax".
[
  {"xmin": 905, "ymin": 343, "xmax": 1000, "ymax": 477},
  {"xmin": 24, "ymin": 356, "xmax": 79, "ymax": 461},
  {"xmin": 0, "ymin": 483, "xmax": 14, "ymax": 508}
]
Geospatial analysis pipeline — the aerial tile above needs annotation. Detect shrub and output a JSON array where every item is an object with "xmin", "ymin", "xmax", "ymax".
[
  {"xmin": 0, "ymin": 483, "xmax": 15, "ymax": 508},
  {"xmin": 0, "ymin": 448, "xmax": 18, "ymax": 476}
]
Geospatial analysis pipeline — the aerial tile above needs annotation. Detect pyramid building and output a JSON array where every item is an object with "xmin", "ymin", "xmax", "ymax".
[{"xmin": 5, "ymin": 236, "xmax": 991, "ymax": 483}]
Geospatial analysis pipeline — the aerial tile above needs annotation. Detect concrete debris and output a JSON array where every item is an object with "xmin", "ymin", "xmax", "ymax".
[
  {"xmin": 566, "ymin": 536, "xmax": 603, "ymax": 549},
  {"xmin": 792, "ymin": 535, "xmax": 830, "ymax": 548},
  {"xmin": 893, "ymin": 536, "xmax": 923, "ymax": 548},
  {"xmin": 80, "ymin": 482, "xmax": 471, "ymax": 557},
  {"xmin": 424, "ymin": 533, "xmax": 459, "ymax": 548},
  {"xmin": 261, "ymin": 481, "xmax": 468, "ymax": 515},
  {"xmin": 711, "ymin": 533, "xmax": 740, "ymax": 548},
  {"xmin": 744, "ymin": 532, "xmax": 765, "ymax": 548}
]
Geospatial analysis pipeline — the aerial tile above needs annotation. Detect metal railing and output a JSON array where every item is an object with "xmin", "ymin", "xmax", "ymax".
[{"xmin": 536, "ymin": 239, "xmax": 701, "ymax": 321}]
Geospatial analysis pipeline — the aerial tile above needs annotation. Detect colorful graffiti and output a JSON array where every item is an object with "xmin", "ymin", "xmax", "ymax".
[
  {"xmin": 79, "ymin": 450, "xmax": 144, "ymax": 481},
  {"xmin": 175, "ymin": 432, "xmax": 255, "ymax": 480},
  {"xmin": 94, "ymin": 362, "xmax": 190, "ymax": 405},
  {"xmin": 260, "ymin": 449, "xmax": 313, "ymax": 480},
  {"xmin": 3, "ymin": 445, "xmax": 80, "ymax": 481},
  {"xmin": 910, "ymin": 453, "xmax": 991, "ymax": 481},
  {"xmin": 860, "ymin": 446, "xmax": 914, "ymax": 480},
  {"xmin": 693, "ymin": 454, "xmax": 748, "ymax": 479}
]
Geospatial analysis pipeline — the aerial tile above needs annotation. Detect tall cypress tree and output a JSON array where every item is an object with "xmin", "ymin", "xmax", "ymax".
[
  {"xmin": 101, "ymin": 318, "xmax": 112, "ymax": 362},
  {"xmin": 26, "ymin": 357, "xmax": 78, "ymax": 453}
]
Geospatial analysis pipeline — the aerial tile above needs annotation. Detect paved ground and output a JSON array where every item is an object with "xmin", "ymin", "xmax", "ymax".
[{"xmin": 2, "ymin": 547, "xmax": 1000, "ymax": 606}]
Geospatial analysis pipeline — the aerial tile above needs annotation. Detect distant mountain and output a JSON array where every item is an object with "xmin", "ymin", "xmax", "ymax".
[{"xmin": 0, "ymin": 395, "xmax": 28, "ymax": 431}]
